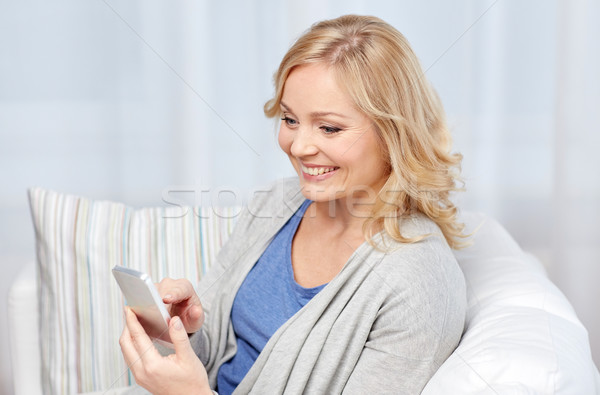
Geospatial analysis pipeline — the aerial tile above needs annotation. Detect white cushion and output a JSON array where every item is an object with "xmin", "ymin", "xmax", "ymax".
[
  {"xmin": 8, "ymin": 260, "xmax": 41, "ymax": 395},
  {"xmin": 423, "ymin": 212, "xmax": 600, "ymax": 394}
]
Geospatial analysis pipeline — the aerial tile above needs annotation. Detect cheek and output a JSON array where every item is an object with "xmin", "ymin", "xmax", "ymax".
[{"xmin": 278, "ymin": 127, "xmax": 292, "ymax": 155}]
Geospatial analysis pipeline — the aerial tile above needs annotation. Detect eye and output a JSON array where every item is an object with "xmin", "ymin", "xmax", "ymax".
[
  {"xmin": 320, "ymin": 125, "xmax": 342, "ymax": 134},
  {"xmin": 281, "ymin": 116, "xmax": 298, "ymax": 127}
]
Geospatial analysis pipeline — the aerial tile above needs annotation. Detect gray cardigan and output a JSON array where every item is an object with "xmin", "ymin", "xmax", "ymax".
[{"xmin": 189, "ymin": 177, "xmax": 467, "ymax": 394}]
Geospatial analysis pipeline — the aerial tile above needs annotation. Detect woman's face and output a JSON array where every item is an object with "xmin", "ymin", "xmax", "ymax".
[{"xmin": 278, "ymin": 63, "xmax": 389, "ymax": 205}]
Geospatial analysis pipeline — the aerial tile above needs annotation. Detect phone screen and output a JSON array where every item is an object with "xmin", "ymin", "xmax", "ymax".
[{"xmin": 112, "ymin": 266, "xmax": 172, "ymax": 343}]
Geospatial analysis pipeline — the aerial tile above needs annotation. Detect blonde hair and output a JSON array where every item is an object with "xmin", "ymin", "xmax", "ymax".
[{"xmin": 264, "ymin": 15, "xmax": 467, "ymax": 249}]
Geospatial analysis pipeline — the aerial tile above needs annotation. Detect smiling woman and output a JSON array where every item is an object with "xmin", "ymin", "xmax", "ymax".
[
  {"xmin": 277, "ymin": 63, "xmax": 389, "ymax": 208},
  {"xmin": 265, "ymin": 14, "xmax": 465, "ymax": 249},
  {"xmin": 120, "ymin": 14, "xmax": 467, "ymax": 395}
]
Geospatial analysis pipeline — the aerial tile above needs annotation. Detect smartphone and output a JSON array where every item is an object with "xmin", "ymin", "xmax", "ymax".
[{"xmin": 112, "ymin": 265, "xmax": 172, "ymax": 344}]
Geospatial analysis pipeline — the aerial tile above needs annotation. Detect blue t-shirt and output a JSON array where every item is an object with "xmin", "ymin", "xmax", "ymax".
[{"xmin": 216, "ymin": 199, "xmax": 325, "ymax": 394}]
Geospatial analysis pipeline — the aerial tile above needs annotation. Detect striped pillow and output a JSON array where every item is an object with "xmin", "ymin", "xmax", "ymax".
[{"xmin": 28, "ymin": 187, "xmax": 238, "ymax": 394}]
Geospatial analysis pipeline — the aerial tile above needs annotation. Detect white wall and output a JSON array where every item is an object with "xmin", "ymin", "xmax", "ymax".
[{"xmin": 1, "ymin": 1, "xmax": 599, "ymax": 393}]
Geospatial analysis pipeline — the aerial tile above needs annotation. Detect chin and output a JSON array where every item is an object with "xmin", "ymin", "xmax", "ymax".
[{"xmin": 297, "ymin": 182, "xmax": 339, "ymax": 203}]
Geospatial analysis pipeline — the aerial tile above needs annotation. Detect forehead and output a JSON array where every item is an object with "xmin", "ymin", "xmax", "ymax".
[{"xmin": 281, "ymin": 63, "xmax": 356, "ymax": 111}]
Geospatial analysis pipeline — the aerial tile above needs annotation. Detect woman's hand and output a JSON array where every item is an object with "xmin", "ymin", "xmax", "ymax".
[
  {"xmin": 120, "ymin": 307, "xmax": 212, "ymax": 395},
  {"xmin": 157, "ymin": 278, "xmax": 205, "ymax": 334}
]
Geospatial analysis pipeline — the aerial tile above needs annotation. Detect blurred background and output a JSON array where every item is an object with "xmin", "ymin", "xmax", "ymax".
[{"xmin": 1, "ymin": 0, "xmax": 599, "ymax": 393}]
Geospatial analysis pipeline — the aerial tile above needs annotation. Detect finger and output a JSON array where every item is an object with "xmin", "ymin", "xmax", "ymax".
[
  {"xmin": 169, "ymin": 316, "xmax": 197, "ymax": 362},
  {"xmin": 123, "ymin": 306, "xmax": 160, "ymax": 363},
  {"xmin": 120, "ymin": 325, "xmax": 144, "ymax": 375},
  {"xmin": 179, "ymin": 304, "xmax": 204, "ymax": 334},
  {"xmin": 156, "ymin": 277, "xmax": 177, "ymax": 300},
  {"xmin": 160, "ymin": 279, "xmax": 198, "ymax": 305},
  {"xmin": 156, "ymin": 279, "xmax": 203, "ymax": 333}
]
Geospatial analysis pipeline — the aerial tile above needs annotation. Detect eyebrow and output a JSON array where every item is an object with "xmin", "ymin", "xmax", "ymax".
[{"xmin": 280, "ymin": 101, "xmax": 351, "ymax": 119}]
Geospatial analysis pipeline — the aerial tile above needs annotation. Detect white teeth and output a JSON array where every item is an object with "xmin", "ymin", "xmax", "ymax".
[{"xmin": 301, "ymin": 165, "xmax": 336, "ymax": 176}]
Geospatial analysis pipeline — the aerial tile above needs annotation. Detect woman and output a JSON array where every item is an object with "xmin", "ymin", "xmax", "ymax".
[{"xmin": 120, "ymin": 14, "xmax": 466, "ymax": 394}]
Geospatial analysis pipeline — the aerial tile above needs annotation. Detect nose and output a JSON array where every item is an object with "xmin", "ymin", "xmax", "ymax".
[{"xmin": 290, "ymin": 126, "xmax": 319, "ymax": 158}]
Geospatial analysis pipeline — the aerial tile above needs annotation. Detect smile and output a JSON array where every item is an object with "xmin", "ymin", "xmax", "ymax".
[{"xmin": 301, "ymin": 164, "xmax": 338, "ymax": 176}]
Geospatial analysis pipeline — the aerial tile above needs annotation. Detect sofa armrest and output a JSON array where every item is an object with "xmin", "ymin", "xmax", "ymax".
[{"xmin": 8, "ymin": 261, "xmax": 42, "ymax": 395}]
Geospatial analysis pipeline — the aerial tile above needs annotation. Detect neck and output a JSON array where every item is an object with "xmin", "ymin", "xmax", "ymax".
[{"xmin": 308, "ymin": 195, "xmax": 376, "ymax": 233}]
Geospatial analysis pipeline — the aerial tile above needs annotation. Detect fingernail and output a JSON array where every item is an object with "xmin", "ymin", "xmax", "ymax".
[{"xmin": 173, "ymin": 316, "xmax": 183, "ymax": 331}]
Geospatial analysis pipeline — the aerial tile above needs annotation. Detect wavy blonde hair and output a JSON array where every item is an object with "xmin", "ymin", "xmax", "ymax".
[{"xmin": 264, "ymin": 15, "xmax": 467, "ymax": 249}]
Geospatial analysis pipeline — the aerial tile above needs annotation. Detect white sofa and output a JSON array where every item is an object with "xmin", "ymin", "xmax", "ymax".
[{"xmin": 9, "ymin": 188, "xmax": 600, "ymax": 394}]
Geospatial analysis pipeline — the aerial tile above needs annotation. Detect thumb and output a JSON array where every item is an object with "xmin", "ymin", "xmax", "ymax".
[{"xmin": 169, "ymin": 316, "xmax": 196, "ymax": 361}]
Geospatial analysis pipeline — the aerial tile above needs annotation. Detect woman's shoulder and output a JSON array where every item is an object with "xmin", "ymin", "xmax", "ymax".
[
  {"xmin": 244, "ymin": 177, "xmax": 303, "ymax": 215},
  {"xmin": 368, "ymin": 213, "xmax": 466, "ymax": 343},
  {"xmin": 227, "ymin": 177, "xmax": 302, "ymax": 232},
  {"xmin": 372, "ymin": 212, "xmax": 465, "ymax": 295}
]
